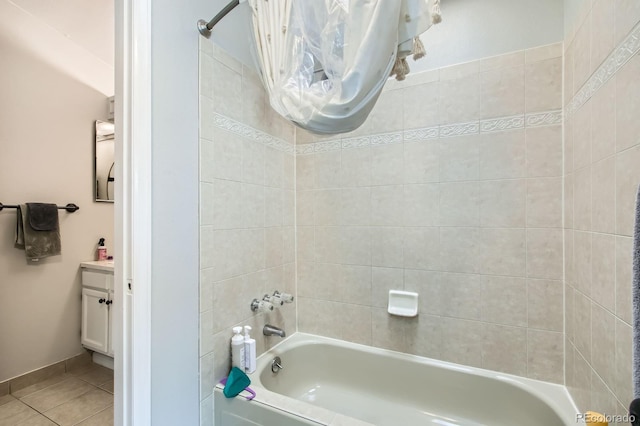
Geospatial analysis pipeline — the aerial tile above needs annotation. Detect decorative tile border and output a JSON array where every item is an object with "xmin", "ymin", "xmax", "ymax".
[
  {"xmin": 439, "ymin": 121, "xmax": 479, "ymax": 138},
  {"xmin": 342, "ymin": 136, "xmax": 373, "ymax": 149},
  {"xmin": 212, "ymin": 113, "xmax": 295, "ymax": 154},
  {"xmin": 403, "ymin": 126, "xmax": 439, "ymax": 142},
  {"xmin": 371, "ymin": 132, "xmax": 403, "ymax": 146},
  {"xmin": 295, "ymin": 109, "xmax": 562, "ymax": 155},
  {"xmin": 566, "ymin": 20, "xmax": 640, "ymax": 117},
  {"xmin": 526, "ymin": 110, "xmax": 563, "ymax": 127},
  {"xmin": 480, "ymin": 115, "xmax": 525, "ymax": 133},
  {"xmin": 209, "ymin": 21, "xmax": 638, "ymax": 156}
]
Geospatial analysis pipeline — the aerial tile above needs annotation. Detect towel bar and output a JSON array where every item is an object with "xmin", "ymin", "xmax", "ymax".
[{"xmin": 0, "ymin": 203, "xmax": 80, "ymax": 213}]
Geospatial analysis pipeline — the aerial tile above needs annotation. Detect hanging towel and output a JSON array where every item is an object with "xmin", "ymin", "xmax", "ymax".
[
  {"xmin": 632, "ymin": 185, "xmax": 640, "ymax": 397},
  {"xmin": 15, "ymin": 203, "xmax": 61, "ymax": 260}
]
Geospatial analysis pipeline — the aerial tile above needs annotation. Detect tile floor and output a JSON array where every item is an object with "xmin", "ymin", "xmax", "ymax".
[{"xmin": 0, "ymin": 363, "xmax": 113, "ymax": 426}]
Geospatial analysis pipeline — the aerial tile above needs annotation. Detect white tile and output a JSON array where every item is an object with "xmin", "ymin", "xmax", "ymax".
[
  {"xmin": 213, "ymin": 179, "xmax": 243, "ymax": 229},
  {"xmin": 479, "ymin": 130, "xmax": 526, "ymax": 180},
  {"xmin": 371, "ymin": 144, "xmax": 404, "ymax": 185},
  {"xmin": 439, "ymin": 227, "xmax": 480, "ymax": 274},
  {"xmin": 439, "ymin": 182, "xmax": 479, "ymax": 227},
  {"xmin": 403, "ymin": 184, "xmax": 439, "ymax": 227},
  {"xmin": 241, "ymin": 139, "xmax": 265, "ymax": 185},
  {"xmin": 404, "ymin": 142, "xmax": 439, "ymax": 184},
  {"xmin": 439, "ymin": 135, "xmax": 480, "ymax": 182},
  {"xmin": 404, "ymin": 227, "xmax": 440, "ymax": 271},
  {"xmin": 341, "ymin": 147, "xmax": 372, "ymax": 187},
  {"xmin": 371, "ymin": 227, "xmax": 404, "ymax": 268},
  {"xmin": 526, "ymin": 177, "xmax": 562, "ymax": 228},
  {"xmin": 264, "ymin": 187, "xmax": 283, "ymax": 227},
  {"xmin": 479, "ymin": 228, "xmax": 526, "ymax": 277},
  {"xmin": 525, "ymin": 57, "xmax": 562, "ymax": 112},
  {"xmin": 479, "ymin": 179, "xmax": 526, "ymax": 227},
  {"xmin": 340, "ymin": 188, "xmax": 371, "ymax": 226},
  {"xmin": 371, "ymin": 186, "xmax": 404, "ymax": 226},
  {"xmin": 526, "ymin": 229, "xmax": 563, "ymax": 280},
  {"xmin": 481, "ymin": 275, "xmax": 527, "ymax": 327},
  {"xmin": 315, "ymin": 151, "xmax": 342, "ymax": 189}
]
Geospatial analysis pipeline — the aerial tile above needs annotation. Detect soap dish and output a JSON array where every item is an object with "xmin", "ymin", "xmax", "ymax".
[{"xmin": 387, "ymin": 290, "xmax": 419, "ymax": 317}]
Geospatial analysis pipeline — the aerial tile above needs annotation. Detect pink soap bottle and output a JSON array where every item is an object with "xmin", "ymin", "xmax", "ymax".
[{"xmin": 97, "ymin": 238, "xmax": 107, "ymax": 261}]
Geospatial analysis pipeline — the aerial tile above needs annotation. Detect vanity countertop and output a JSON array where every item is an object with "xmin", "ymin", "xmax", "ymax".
[{"xmin": 80, "ymin": 260, "xmax": 114, "ymax": 272}]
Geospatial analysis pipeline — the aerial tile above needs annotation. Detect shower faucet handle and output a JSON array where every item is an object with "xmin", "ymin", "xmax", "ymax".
[
  {"xmin": 263, "ymin": 293, "xmax": 283, "ymax": 306},
  {"xmin": 251, "ymin": 298, "xmax": 274, "ymax": 312},
  {"xmin": 273, "ymin": 290, "xmax": 294, "ymax": 304}
]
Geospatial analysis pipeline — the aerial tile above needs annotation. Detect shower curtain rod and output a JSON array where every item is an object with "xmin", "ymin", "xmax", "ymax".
[{"xmin": 197, "ymin": 0, "xmax": 242, "ymax": 38}]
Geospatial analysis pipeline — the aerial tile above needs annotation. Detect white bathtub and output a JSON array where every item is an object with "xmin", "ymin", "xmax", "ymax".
[{"xmin": 216, "ymin": 333, "xmax": 581, "ymax": 426}]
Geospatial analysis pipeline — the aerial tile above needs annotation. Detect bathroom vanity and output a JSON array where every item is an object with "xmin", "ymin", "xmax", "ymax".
[{"xmin": 80, "ymin": 260, "xmax": 114, "ymax": 369}]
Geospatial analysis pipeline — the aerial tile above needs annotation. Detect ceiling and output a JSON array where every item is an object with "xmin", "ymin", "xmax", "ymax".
[{"xmin": 0, "ymin": 0, "xmax": 114, "ymax": 95}]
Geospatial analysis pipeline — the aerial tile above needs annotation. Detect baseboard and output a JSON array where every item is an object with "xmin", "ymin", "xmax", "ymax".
[
  {"xmin": 92, "ymin": 352, "xmax": 114, "ymax": 370},
  {"xmin": 0, "ymin": 350, "xmax": 94, "ymax": 396}
]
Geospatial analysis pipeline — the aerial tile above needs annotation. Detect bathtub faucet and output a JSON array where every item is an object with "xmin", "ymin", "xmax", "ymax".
[{"xmin": 263, "ymin": 324, "xmax": 286, "ymax": 338}]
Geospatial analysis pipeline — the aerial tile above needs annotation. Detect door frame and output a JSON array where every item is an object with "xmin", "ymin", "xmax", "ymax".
[{"xmin": 114, "ymin": 0, "xmax": 152, "ymax": 424}]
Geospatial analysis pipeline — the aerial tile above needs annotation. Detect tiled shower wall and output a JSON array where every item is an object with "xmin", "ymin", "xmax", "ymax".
[
  {"xmin": 564, "ymin": 0, "xmax": 640, "ymax": 417},
  {"xmin": 198, "ymin": 39, "xmax": 297, "ymax": 425},
  {"xmin": 295, "ymin": 43, "xmax": 565, "ymax": 382}
]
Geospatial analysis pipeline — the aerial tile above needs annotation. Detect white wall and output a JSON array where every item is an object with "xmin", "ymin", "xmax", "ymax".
[
  {"xmin": 414, "ymin": 0, "xmax": 564, "ymax": 73},
  {"xmin": 201, "ymin": 0, "xmax": 564, "ymax": 76},
  {"xmin": 148, "ymin": 0, "xmax": 209, "ymax": 424},
  {"xmin": 0, "ymin": 35, "xmax": 113, "ymax": 382},
  {"xmin": 563, "ymin": 0, "xmax": 582, "ymax": 37},
  {"xmin": 0, "ymin": 0, "xmax": 115, "ymax": 96},
  {"xmin": 205, "ymin": 0, "xmax": 254, "ymax": 68}
]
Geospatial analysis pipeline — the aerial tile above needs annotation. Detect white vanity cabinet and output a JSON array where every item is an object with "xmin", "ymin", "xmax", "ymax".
[{"xmin": 80, "ymin": 261, "xmax": 114, "ymax": 358}]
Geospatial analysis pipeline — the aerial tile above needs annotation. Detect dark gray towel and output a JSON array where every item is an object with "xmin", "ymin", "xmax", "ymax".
[
  {"xmin": 633, "ymin": 185, "xmax": 640, "ymax": 397},
  {"xmin": 26, "ymin": 203, "xmax": 59, "ymax": 231},
  {"xmin": 15, "ymin": 203, "xmax": 61, "ymax": 260}
]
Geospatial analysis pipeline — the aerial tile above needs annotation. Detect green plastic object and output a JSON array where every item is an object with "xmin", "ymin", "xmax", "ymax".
[{"xmin": 223, "ymin": 367, "xmax": 251, "ymax": 398}]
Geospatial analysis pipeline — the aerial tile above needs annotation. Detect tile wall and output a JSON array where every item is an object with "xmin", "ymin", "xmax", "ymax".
[
  {"xmin": 199, "ymin": 4, "xmax": 640, "ymax": 422},
  {"xmin": 198, "ymin": 39, "xmax": 297, "ymax": 425},
  {"xmin": 564, "ymin": 0, "xmax": 640, "ymax": 419},
  {"xmin": 295, "ymin": 43, "xmax": 565, "ymax": 383}
]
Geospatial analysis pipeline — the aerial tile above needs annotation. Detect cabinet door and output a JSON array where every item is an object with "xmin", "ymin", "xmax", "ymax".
[{"xmin": 82, "ymin": 288, "xmax": 109, "ymax": 354}]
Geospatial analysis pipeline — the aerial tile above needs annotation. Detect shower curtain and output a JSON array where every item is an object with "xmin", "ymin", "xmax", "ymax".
[{"xmin": 249, "ymin": 0, "xmax": 441, "ymax": 134}]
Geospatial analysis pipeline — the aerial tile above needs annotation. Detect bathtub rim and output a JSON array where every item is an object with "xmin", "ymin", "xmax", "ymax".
[{"xmin": 241, "ymin": 332, "xmax": 581, "ymax": 425}]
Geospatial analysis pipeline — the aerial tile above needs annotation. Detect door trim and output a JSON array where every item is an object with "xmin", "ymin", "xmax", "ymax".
[{"xmin": 114, "ymin": 0, "xmax": 152, "ymax": 424}]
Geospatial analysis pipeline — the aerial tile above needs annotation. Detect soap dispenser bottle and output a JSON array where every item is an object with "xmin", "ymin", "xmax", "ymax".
[
  {"xmin": 244, "ymin": 325, "xmax": 256, "ymax": 374},
  {"xmin": 231, "ymin": 327, "xmax": 245, "ymax": 370},
  {"xmin": 97, "ymin": 238, "xmax": 107, "ymax": 261}
]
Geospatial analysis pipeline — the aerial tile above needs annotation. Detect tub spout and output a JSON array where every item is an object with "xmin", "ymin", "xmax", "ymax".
[{"xmin": 263, "ymin": 324, "xmax": 286, "ymax": 338}]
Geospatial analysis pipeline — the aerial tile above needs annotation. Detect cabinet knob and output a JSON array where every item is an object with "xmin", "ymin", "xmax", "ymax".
[
  {"xmin": 98, "ymin": 298, "xmax": 105, "ymax": 304},
  {"xmin": 106, "ymin": 300, "xmax": 113, "ymax": 305}
]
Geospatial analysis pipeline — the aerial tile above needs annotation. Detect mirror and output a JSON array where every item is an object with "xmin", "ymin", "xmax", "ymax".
[{"xmin": 95, "ymin": 120, "xmax": 115, "ymax": 202}]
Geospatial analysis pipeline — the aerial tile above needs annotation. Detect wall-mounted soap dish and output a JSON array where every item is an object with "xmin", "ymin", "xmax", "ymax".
[{"xmin": 387, "ymin": 290, "xmax": 419, "ymax": 317}]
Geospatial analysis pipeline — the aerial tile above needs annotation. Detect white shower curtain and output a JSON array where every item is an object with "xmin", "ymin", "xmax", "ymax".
[{"xmin": 249, "ymin": 0, "xmax": 440, "ymax": 134}]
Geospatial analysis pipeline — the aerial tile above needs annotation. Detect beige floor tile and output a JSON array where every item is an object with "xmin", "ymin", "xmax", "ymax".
[
  {"xmin": 77, "ymin": 366, "xmax": 113, "ymax": 387},
  {"xmin": 9, "ymin": 363, "xmax": 66, "ymax": 396},
  {"xmin": 98, "ymin": 380, "xmax": 113, "ymax": 394},
  {"xmin": 0, "ymin": 399, "xmax": 38, "ymax": 426},
  {"xmin": 20, "ymin": 377, "xmax": 94, "ymax": 412},
  {"xmin": 65, "ymin": 352, "xmax": 93, "ymax": 373},
  {"xmin": 43, "ymin": 389, "xmax": 112, "ymax": 426},
  {"xmin": 0, "ymin": 395, "xmax": 15, "ymax": 408},
  {"xmin": 15, "ymin": 414, "xmax": 57, "ymax": 426},
  {"xmin": 67, "ymin": 362, "xmax": 100, "ymax": 377},
  {"xmin": 11, "ymin": 373, "xmax": 73, "ymax": 399},
  {"xmin": 75, "ymin": 406, "xmax": 114, "ymax": 426}
]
